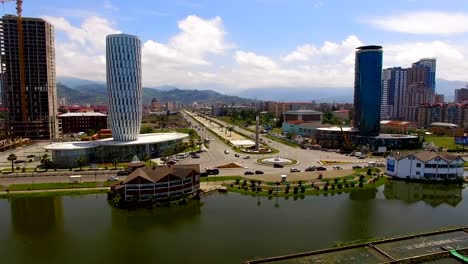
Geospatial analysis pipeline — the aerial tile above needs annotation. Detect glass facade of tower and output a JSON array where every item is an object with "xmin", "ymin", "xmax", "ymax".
[
  {"xmin": 106, "ymin": 34, "xmax": 142, "ymax": 141},
  {"xmin": 353, "ymin": 46, "xmax": 383, "ymax": 137}
]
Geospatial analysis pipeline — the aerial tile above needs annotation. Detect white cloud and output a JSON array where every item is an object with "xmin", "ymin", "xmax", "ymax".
[
  {"xmin": 235, "ymin": 51, "xmax": 278, "ymax": 70},
  {"xmin": 104, "ymin": 0, "xmax": 119, "ymax": 11},
  {"xmin": 364, "ymin": 11, "xmax": 468, "ymax": 35}
]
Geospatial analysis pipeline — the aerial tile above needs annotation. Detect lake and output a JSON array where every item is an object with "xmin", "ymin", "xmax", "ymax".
[{"xmin": 0, "ymin": 180, "xmax": 467, "ymax": 264}]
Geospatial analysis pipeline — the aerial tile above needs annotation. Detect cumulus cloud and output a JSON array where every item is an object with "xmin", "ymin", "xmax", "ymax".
[
  {"xmin": 364, "ymin": 11, "xmax": 468, "ymax": 35},
  {"xmin": 47, "ymin": 14, "xmax": 468, "ymax": 92}
]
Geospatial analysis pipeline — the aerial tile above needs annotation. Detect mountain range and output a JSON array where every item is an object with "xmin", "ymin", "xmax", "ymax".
[
  {"xmin": 57, "ymin": 76, "xmax": 467, "ymax": 105},
  {"xmin": 57, "ymin": 81, "xmax": 257, "ymax": 106}
]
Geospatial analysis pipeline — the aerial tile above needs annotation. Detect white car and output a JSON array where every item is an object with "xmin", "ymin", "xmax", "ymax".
[
  {"xmin": 224, "ymin": 150, "xmax": 229, "ymax": 154},
  {"xmin": 290, "ymin": 168, "xmax": 301, "ymax": 172},
  {"xmin": 108, "ymin": 176, "xmax": 119, "ymax": 181}
]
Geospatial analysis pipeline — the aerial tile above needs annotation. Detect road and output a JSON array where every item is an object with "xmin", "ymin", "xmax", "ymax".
[{"xmin": 181, "ymin": 111, "xmax": 384, "ymax": 177}]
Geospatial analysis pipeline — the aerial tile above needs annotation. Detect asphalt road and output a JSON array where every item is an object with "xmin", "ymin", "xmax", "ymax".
[{"xmin": 181, "ymin": 112, "xmax": 384, "ymax": 177}]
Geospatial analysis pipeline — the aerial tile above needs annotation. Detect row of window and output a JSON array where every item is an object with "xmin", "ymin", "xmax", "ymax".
[
  {"xmin": 416, "ymin": 163, "xmax": 463, "ymax": 168},
  {"xmin": 126, "ymin": 178, "xmax": 194, "ymax": 190}
]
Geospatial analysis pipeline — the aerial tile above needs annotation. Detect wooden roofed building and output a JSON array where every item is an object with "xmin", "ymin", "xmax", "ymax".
[{"xmin": 112, "ymin": 164, "xmax": 201, "ymax": 202}]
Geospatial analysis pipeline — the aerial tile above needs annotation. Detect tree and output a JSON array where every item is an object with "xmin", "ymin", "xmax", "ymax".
[
  {"xmin": 142, "ymin": 152, "xmax": 151, "ymax": 164},
  {"xmin": 7, "ymin": 153, "xmax": 17, "ymax": 172},
  {"xmin": 111, "ymin": 158, "xmax": 119, "ymax": 170},
  {"xmin": 75, "ymin": 156, "xmax": 86, "ymax": 171},
  {"xmin": 41, "ymin": 154, "xmax": 53, "ymax": 171}
]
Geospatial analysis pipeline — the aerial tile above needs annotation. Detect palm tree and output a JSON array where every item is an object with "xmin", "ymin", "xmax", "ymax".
[
  {"xmin": 40, "ymin": 154, "xmax": 52, "ymax": 171},
  {"xmin": 111, "ymin": 158, "xmax": 119, "ymax": 170},
  {"xmin": 142, "ymin": 152, "xmax": 151, "ymax": 164},
  {"xmin": 75, "ymin": 156, "xmax": 85, "ymax": 171},
  {"xmin": 7, "ymin": 153, "xmax": 16, "ymax": 172}
]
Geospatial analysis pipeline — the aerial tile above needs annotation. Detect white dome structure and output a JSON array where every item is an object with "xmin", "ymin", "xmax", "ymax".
[{"xmin": 106, "ymin": 33, "xmax": 142, "ymax": 141}]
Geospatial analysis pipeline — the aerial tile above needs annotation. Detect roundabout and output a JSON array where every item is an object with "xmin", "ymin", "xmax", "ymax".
[{"xmin": 257, "ymin": 156, "xmax": 299, "ymax": 166}]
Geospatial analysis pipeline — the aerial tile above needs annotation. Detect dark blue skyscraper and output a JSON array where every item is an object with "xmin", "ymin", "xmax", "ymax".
[
  {"xmin": 353, "ymin": 45, "xmax": 383, "ymax": 137},
  {"xmin": 412, "ymin": 58, "xmax": 436, "ymax": 93}
]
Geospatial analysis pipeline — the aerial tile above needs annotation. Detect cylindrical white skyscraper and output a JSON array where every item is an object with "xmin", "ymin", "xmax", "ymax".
[{"xmin": 106, "ymin": 33, "xmax": 142, "ymax": 141}]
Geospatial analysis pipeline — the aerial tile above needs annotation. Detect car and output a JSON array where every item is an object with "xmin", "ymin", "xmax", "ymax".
[
  {"xmin": 167, "ymin": 160, "xmax": 177, "ymax": 165},
  {"xmin": 224, "ymin": 150, "xmax": 229, "ymax": 154},
  {"xmin": 244, "ymin": 171, "xmax": 254, "ymax": 175},
  {"xmin": 358, "ymin": 156, "xmax": 366, "ymax": 159},
  {"xmin": 243, "ymin": 155, "xmax": 251, "ymax": 159},
  {"xmin": 200, "ymin": 172, "xmax": 208, "ymax": 177},
  {"xmin": 191, "ymin": 154, "xmax": 200, "ymax": 159},
  {"xmin": 273, "ymin": 163, "xmax": 284, "ymax": 168},
  {"xmin": 290, "ymin": 168, "xmax": 301, "ymax": 172},
  {"xmin": 305, "ymin": 166, "xmax": 316, "ymax": 172},
  {"xmin": 206, "ymin": 168, "xmax": 220, "ymax": 175},
  {"xmin": 255, "ymin": 170, "xmax": 264, "ymax": 174},
  {"xmin": 117, "ymin": 170, "xmax": 128, "ymax": 176},
  {"xmin": 333, "ymin": 166, "xmax": 343, "ymax": 170},
  {"xmin": 316, "ymin": 166, "xmax": 327, "ymax": 171},
  {"xmin": 108, "ymin": 176, "xmax": 119, "ymax": 181},
  {"xmin": 211, "ymin": 138, "xmax": 214, "ymax": 141},
  {"xmin": 352, "ymin": 165, "xmax": 363, "ymax": 169},
  {"xmin": 376, "ymin": 163, "xmax": 386, "ymax": 167},
  {"xmin": 235, "ymin": 153, "xmax": 240, "ymax": 157}
]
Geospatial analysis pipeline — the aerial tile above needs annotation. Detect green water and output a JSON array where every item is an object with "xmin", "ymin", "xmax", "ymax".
[{"xmin": 0, "ymin": 180, "xmax": 467, "ymax": 264}]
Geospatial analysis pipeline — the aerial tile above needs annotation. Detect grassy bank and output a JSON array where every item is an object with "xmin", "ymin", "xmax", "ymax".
[
  {"xmin": 6, "ymin": 181, "xmax": 110, "ymax": 191},
  {"xmin": 265, "ymin": 134, "xmax": 300, "ymax": 148},
  {"xmin": 0, "ymin": 188, "xmax": 108, "ymax": 199}
]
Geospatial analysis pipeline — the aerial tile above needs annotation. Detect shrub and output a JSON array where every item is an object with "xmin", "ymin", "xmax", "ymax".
[
  {"xmin": 331, "ymin": 184, "xmax": 335, "ymax": 190},
  {"xmin": 359, "ymin": 175, "xmax": 365, "ymax": 181},
  {"xmin": 344, "ymin": 183, "xmax": 349, "ymax": 188},
  {"xmin": 244, "ymin": 187, "xmax": 248, "ymax": 191},
  {"xmin": 238, "ymin": 186, "xmax": 241, "ymax": 189},
  {"xmin": 337, "ymin": 183, "xmax": 343, "ymax": 189},
  {"xmin": 285, "ymin": 187, "xmax": 290, "ymax": 194},
  {"xmin": 298, "ymin": 180, "xmax": 302, "ymax": 186},
  {"xmin": 334, "ymin": 178, "xmax": 339, "ymax": 184},
  {"xmin": 28, "ymin": 159, "xmax": 32, "ymax": 162},
  {"xmin": 243, "ymin": 180, "xmax": 247, "ymax": 185},
  {"xmin": 22, "ymin": 167, "xmax": 26, "ymax": 172},
  {"xmin": 256, "ymin": 187, "xmax": 262, "ymax": 192},
  {"xmin": 230, "ymin": 184, "xmax": 234, "ymax": 187},
  {"xmin": 350, "ymin": 182, "xmax": 356, "ymax": 187},
  {"xmin": 235, "ymin": 179, "xmax": 240, "ymax": 185},
  {"xmin": 359, "ymin": 182, "xmax": 364, "ymax": 187},
  {"xmin": 300, "ymin": 186, "xmax": 305, "ymax": 193},
  {"xmin": 293, "ymin": 186, "xmax": 299, "ymax": 194},
  {"xmin": 323, "ymin": 186, "xmax": 328, "ymax": 191},
  {"xmin": 325, "ymin": 181, "xmax": 330, "ymax": 187},
  {"xmin": 16, "ymin": 166, "xmax": 20, "ymax": 170},
  {"xmin": 367, "ymin": 168, "xmax": 372, "ymax": 175}
]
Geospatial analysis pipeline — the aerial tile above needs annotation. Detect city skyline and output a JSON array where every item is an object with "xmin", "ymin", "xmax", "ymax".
[{"xmin": 9, "ymin": 0, "xmax": 468, "ymax": 93}]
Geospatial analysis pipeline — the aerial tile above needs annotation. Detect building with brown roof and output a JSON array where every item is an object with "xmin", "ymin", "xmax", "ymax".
[
  {"xmin": 386, "ymin": 151, "xmax": 464, "ymax": 181},
  {"xmin": 113, "ymin": 164, "xmax": 201, "ymax": 202}
]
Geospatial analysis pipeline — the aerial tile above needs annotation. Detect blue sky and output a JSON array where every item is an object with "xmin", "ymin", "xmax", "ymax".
[{"xmin": 8, "ymin": 0, "xmax": 468, "ymax": 92}]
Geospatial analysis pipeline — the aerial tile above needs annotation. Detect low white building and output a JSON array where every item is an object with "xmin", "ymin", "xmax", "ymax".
[{"xmin": 386, "ymin": 151, "xmax": 464, "ymax": 181}]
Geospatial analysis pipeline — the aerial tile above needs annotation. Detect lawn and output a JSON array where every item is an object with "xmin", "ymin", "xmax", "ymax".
[
  {"xmin": 424, "ymin": 136, "xmax": 458, "ymax": 149},
  {"xmin": 7, "ymin": 181, "xmax": 110, "ymax": 191}
]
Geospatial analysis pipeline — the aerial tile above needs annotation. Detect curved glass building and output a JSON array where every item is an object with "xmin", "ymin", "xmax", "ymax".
[
  {"xmin": 106, "ymin": 33, "xmax": 142, "ymax": 141},
  {"xmin": 353, "ymin": 45, "xmax": 383, "ymax": 137}
]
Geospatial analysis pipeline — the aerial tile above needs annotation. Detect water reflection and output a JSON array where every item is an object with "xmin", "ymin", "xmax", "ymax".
[
  {"xmin": 383, "ymin": 180, "xmax": 464, "ymax": 207},
  {"xmin": 10, "ymin": 196, "xmax": 63, "ymax": 237}
]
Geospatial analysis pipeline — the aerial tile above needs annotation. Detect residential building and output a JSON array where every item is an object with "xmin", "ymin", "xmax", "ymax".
[
  {"xmin": 386, "ymin": 151, "xmax": 464, "ymax": 181},
  {"xmin": 381, "ymin": 67, "xmax": 407, "ymax": 120},
  {"xmin": 106, "ymin": 33, "xmax": 142, "ymax": 141},
  {"xmin": 112, "ymin": 164, "xmax": 201, "ymax": 202},
  {"xmin": 1, "ymin": 15, "xmax": 59, "ymax": 139},
  {"xmin": 283, "ymin": 110, "xmax": 323, "ymax": 122},
  {"xmin": 333, "ymin": 109, "xmax": 350, "ymax": 121},
  {"xmin": 402, "ymin": 82, "xmax": 434, "ymax": 122},
  {"xmin": 380, "ymin": 120, "xmax": 416, "ymax": 134},
  {"xmin": 58, "ymin": 112, "xmax": 108, "ymax": 134},
  {"xmin": 417, "ymin": 103, "xmax": 468, "ymax": 129},
  {"xmin": 434, "ymin": 93, "xmax": 445, "ymax": 103},
  {"xmin": 411, "ymin": 58, "xmax": 436, "ymax": 92},
  {"xmin": 353, "ymin": 45, "xmax": 383, "ymax": 137},
  {"xmin": 455, "ymin": 86, "xmax": 468, "ymax": 102},
  {"xmin": 266, "ymin": 101, "xmax": 316, "ymax": 117}
]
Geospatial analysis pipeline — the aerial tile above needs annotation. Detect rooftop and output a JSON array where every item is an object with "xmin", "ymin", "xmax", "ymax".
[
  {"xmin": 375, "ymin": 134, "xmax": 418, "ymax": 139},
  {"xmin": 284, "ymin": 110, "xmax": 323, "ymax": 115},
  {"xmin": 59, "ymin": 112, "xmax": 107, "ymax": 117},
  {"xmin": 316, "ymin": 126, "xmax": 354, "ymax": 132},
  {"xmin": 124, "ymin": 164, "xmax": 200, "ymax": 184},
  {"xmin": 44, "ymin": 133, "xmax": 188, "ymax": 150},
  {"xmin": 429, "ymin": 122, "xmax": 459, "ymax": 128},
  {"xmin": 392, "ymin": 151, "xmax": 464, "ymax": 163},
  {"xmin": 357, "ymin": 45, "xmax": 382, "ymax": 50}
]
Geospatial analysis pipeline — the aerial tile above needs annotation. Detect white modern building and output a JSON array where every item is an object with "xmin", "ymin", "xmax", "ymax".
[
  {"xmin": 386, "ymin": 151, "xmax": 464, "ymax": 181},
  {"xmin": 44, "ymin": 33, "xmax": 189, "ymax": 168},
  {"xmin": 106, "ymin": 33, "xmax": 142, "ymax": 141}
]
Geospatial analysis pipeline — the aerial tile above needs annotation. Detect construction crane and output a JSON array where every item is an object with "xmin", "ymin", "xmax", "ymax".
[
  {"xmin": 1, "ymin": 0, "xmax": 27, "ymax": 122},
  {"xmin": 339, "ymin": 125, "xmax": 353, "ymax": 152}
]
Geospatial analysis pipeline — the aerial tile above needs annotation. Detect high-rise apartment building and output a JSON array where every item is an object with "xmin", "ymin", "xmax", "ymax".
[
  {"xmin": 381, "ymin": 67, "xmax": 407, "ymax": 120},
  {"xmin": 0, "ymin": 15, "xmax": 58, "ymax": 139},
  {"xmin": 412, "ymin": 58, "xmax": 436, "ymax": 92},
  {"xmin": 402, "ymin": 83, "xmax": 434, "ymax": 122},
  {"xmin": 455, "ymin": 86, "xmax": 468, "ymax": 102},
  {"xmin": 353, "ymin": 45, "xmax": 383, "ymax": 137},
  {"xmin": 106, "ymin": 33, "xmax": 142, "ymax": 141}
]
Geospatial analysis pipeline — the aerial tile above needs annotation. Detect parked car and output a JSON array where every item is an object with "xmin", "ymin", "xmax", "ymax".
[
  {"xmin": 117, "ymin": 170, "xmax": 128, "ymax": 176},
  {"xmin": 206, "ymin": 168, "xmax": 220, "ymax": 175},
  {"xmin": 333, "ymin": 166, "xmax": 343, "ymax": 170},
  {"xmin": 244, "ymin": 171, "xmax": 254, "ymax": 175},
  {"xmin": 108, "ymin": 176, "xmax": 119, "ymax": 181},
  {"xmin": 273, "ymin": 163, "xmax": 284, "ymax": 168},
  {"xmin": 305, "ymin": 166, "xmax": 316, "ymax": 172},
  {"xmin": 316, "ymin": 166, "xmax": 327, "ymax": 171},
  {"xmin": 235, "ymin": 153, "xmax": 240, "ymax": 157},
  {"xmin": 224, "ymin": 150, "xmax": 229, "ymax": 154},
  {"xmin": 352, "ymin": 165, "xmax": 363, "ymax": 169},
  {"xmin": 191, "ymin": 154, "xmax": 200, "ymax": 159},
  {"xmin": 200, "ymin": 172, "xmax": 208, "ymax": 177},
  {"xmin": 376, "ymin": 163, "xmax": 386, "ymax": 167},
  {"xmin": 167, "ymin": 160, "xmax": 177, "ymax": 165},
  {"xmin": 290, "ymin": 168, "xmax": 301, "ymax": 172},
  {"xmin": 255, "ymin": 170, "xmax": 264, "ymax": 175},
  {"xmin": 243, "ymin": 155, "xmax": 251, "ymax": 159}
]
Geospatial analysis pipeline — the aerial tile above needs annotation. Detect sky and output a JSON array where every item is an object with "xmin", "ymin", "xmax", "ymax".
[{"xmin": 8, "ymin": 0, "xmax": 468, "ymax": 93}]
